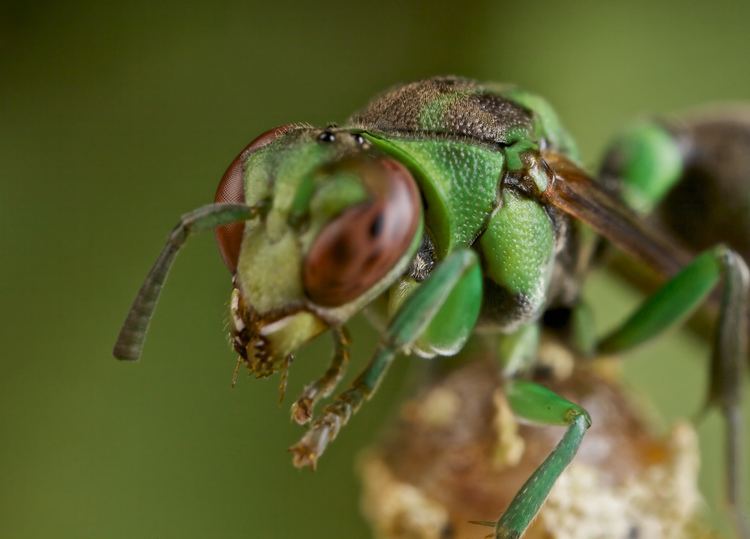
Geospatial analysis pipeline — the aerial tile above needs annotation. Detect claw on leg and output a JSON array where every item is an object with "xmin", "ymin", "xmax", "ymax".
[
  {"xmin": 290, "ymin": 388, "xmax": 361, "ymax": 468},
  {"xmin": 291, "ymin": 346, "xmax": 394, "ymax": 468},
  {"xmin": 291, "ymin": 327, "xmax": 350, "ymax": 424}
]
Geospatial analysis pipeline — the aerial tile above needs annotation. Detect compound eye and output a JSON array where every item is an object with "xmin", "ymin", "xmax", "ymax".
[
  {"xmin": 214, "ymin": 124, "xmax": 293, "ymax": 272},
  {"xmin": 303, "ymin": 158, "xmax": 421, "ymax": 306}
]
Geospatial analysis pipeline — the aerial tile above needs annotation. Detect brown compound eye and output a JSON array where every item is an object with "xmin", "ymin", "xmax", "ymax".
[
  {"xmin": 303, "ymin": 158, "xmax": 422, "ymax": 307},
  {"xmin": 214, "ymin": 124, "xmax": 293, "ymax": 272}
]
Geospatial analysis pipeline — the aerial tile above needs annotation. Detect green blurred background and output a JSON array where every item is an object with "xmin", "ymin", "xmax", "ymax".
[{"xmin": 1, "ymin": 1, "xmax": 749, "ymax": 537}]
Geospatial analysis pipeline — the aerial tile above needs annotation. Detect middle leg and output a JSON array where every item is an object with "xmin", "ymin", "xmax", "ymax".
[
  {"xmin": 597, "ymin": 245, "xmax": 749, "ymax": 538},
  {"xmin": 476, "ymin": 379, "xmax": 591, "ymax": 539}
]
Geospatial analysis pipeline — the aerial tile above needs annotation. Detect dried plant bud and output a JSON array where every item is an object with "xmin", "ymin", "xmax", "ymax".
[{"xmin": 359, "ymin": 342, "xmax": 716, "ymax": 539}]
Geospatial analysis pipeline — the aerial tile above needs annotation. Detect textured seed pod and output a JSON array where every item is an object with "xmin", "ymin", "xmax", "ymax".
[{"xmin": 358, "ymin": 338, "xmax": 716, "ymax": 539}]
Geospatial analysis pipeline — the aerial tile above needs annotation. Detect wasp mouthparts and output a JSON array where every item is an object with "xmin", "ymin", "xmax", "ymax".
[{"xmin": 230, "ymin": 288, "xmax": 278, "ymax": 378}]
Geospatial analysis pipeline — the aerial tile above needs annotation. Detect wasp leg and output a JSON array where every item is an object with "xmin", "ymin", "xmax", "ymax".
[
  {"xmin": 289, "ymin": 249, "xmax": 479, "ymax": 468},
  {"xmin": 486, "ymin": 380, "xmax": 591, "ymax": 539},
  {"xmin": 498, "ymin": 323, "xmax": 540, "ymax": 378},
  {"xmin": 570, "ymin": 301, "xmax": 597, "ymax": 357},
  {"xmin": 291, "ymin": 327, "xmax": 351, "ymax": 425},
  {"xmin": 598, "ymin": 245, "xmax": 749, "ymax": 539}
]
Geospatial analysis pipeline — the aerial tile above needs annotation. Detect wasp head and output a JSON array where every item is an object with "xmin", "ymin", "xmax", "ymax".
[{"xmin": 213, "ymin": 125, "xmax": 423, "ymax": 377}]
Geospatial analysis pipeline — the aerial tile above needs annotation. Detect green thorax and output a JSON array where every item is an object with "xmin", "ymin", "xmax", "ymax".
[
  {"xmin": 349, "ymin": 76, "xmax": 579, "ymax": 257},
  {"xmin": 360, "ymin": 136, "xmax": 504, "ymax": 255}
]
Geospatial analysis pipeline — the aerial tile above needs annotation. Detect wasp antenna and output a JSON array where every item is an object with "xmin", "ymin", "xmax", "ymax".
[{"xmin": 113, "ymin": 202, "xmax": 256, "ymax": 361}]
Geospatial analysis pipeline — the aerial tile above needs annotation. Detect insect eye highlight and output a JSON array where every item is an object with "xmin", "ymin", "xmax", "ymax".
[
  {"xmin": 303, "ymin": 158, "xmax": 421, "ymax": 307},
  {"xmin": 214, "ymin": 124, "xmax": 294, "ymax": 272}
]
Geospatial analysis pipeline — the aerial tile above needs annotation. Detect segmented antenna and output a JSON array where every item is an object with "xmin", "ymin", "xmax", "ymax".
[{"xmin": 113, "ymin": 203, "xmax": 255, "ymax": 361}]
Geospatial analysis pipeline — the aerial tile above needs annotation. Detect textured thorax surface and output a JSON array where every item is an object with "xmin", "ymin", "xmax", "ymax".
[
  {"xmin": 349, "ymin": 77, "xmax": 537, "ymax": 256},
  {"xmin": 350, "ymin": 76, "xmax": 536, "ymax": 145},
  {"xmin": 350, "ymin": 77, "xmax": 583, "ymax": 328}
]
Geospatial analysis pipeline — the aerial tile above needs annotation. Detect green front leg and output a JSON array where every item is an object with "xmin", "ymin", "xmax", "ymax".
[
  {"xmin": 289, "ymin": 249, "xmax": 481, "ymax": 468},
  {"xmin": 597, "ymin": 244, "xmax": 749, "ymax": 538},
  {"xmin": 483, "ymin": 380, "xmax": 591, "ymax": 538},
  {"xmin": 387, "ymin": 256, "xmax": 483, "ymax": 358}
]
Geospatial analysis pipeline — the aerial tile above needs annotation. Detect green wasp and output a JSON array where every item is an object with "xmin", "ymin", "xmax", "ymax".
[{"xmin": 114, "ymin": 77, "xmax": 749, "ymax": 539}]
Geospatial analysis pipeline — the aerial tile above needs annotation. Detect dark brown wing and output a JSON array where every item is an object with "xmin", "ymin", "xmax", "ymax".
[
  {"xmin": 546, "ymin": 153, "xmax": 750, "ymax": 350},
  {"xmin": 542, "ymin": 153, "xmax": 692, "ymax": 278}
]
